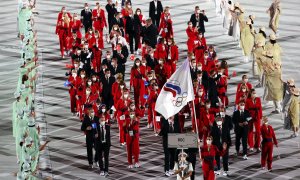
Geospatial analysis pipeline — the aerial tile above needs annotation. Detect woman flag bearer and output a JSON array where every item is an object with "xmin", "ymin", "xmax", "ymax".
[{"xmin": 260, "ymin": 116, "xmax": 278, "ymax": 171}]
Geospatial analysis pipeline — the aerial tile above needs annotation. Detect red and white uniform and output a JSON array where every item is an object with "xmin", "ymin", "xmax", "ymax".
[
  {"xmin": 130, "ymin": 67, "xmax": 145, "ymax": 107},
  {"xmin": 70, "ymin": 19, "xmax": 82, "ymax": 39},
  {"xmin": 201, "ymin": 145, "xmax": 226, "ymax": 180},
  {"xmin": 124, "ymin": 117, "xmax": 140, "ymax": 165},
  {"xmin": 92, "ymin": 8, "xmax": 107, "ymax": 38},
  {"xmin": 56, "ymin": 19, "xmax": 70, "ymax": 57},
  {"xmin": 166, "ymin": 44, "xmax": 178, "ymax": 74},
  {"xmin": 199, "ymin": 109, "xmax": 215, "ymax": 143},
  {"xmin": 115, "ymin": 98, "xmax": 132, "ymax": 144},
  {"xmin": 260, "ymin": 124, "xmax": 278, "ymax": 170},
  {"xmin": 148, "ymin": 87, "xmax": 161, "ymax": 131},
  {"xmin": 186, "ymin": 27, "xmax": 198, "ymax": 53},
  {"xmin": 158, "ymin": 13, "xmax": 173, "ymax": 40},
  {"xmin": 217, "ymin": 75, "xmax": 229, "ymax": 107},
  {"xmin": 246, "ymin": 97, "xmax": 263, "ymax": 149}
]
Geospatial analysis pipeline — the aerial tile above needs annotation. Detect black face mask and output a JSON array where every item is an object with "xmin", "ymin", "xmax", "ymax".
[{"xmin": 270, "ymin": 40, "xmax": 276, "ymax": 44}]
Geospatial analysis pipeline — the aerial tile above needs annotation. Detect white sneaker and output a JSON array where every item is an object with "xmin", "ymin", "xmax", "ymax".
[
  {"xmin": 223, "ymin": 171, "xmax": 228, "ymax": 176},
  {"xmin": 128, "ymin": 165, "xmax": 133, "ymax": 169},
  {"xmin": 296, "ymin": 133, "xmax": 299, "ymax": 137},
  {"xmin": 249, "ymin": 148, "xmax": 254, "ymax": 152},
  {"xmin": 134, "ymin": 162, "xmax": 140, "ymax": 168},
  {"xmin": 214, "ymin": 171, "xmax": 221, "ymax": 175},
  {"xmin": 165, "ymin": 171, "xmax": 171, "ymax": 177},
  {"xmin": 147, "ymin": 123, "xmax": 150, "ymax": 128},
  {"xmin": 100, "ymin": 171, "xmax": 105, "ymax": 176},
  {"xmin": 243, "ymin": 155, "xmax": 248, "ymax": 160},
  {"xmin": 154, "ymin": 133, "xmax": 158, "ymax": 136},
  {"xmin": 104, "ymin": 172, "xmax": 109, "ymax": 176},
  {"xmin": 169, "ymin": 170, "xmax": 174, "ymax": 175}
]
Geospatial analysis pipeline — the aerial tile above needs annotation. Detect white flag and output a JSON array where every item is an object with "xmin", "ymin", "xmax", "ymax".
[{"xmin": 155, "ymin": 59, "xmax": 195, "ymax": 119}]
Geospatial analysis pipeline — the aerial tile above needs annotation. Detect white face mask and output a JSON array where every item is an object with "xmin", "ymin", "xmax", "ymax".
[
  {"xmin": 136, "ymin": 62, "xmax": 140, "ymax": 66},
  {"xmin": 101, "ymin": 109, "xmax": 106, "ymax": 112},
  {"xmin": 89, "ymin": 31, "xmax": 93, "ymax": 34},
  {"xmin": 206, "ymin": 105, "xmax": 211, "ymax": 109},
  {"xmin": 106, "ymin": 55, "xmax": 111, "ymax": 59},
  {"xmin": 240, "ymin": 106, "xmax": 245, "ymax": 110},
  {"xmin": 92, "ymin": 77, "xmax": 97, "ymax": 81},
  {"xmin": 137, "ymin": 11, "xmax": 141, "ymax": 15},
  {"xmin": 192, "ymin": 63, "xmax": 196, "ymax": 67},
  {"xmin": 77, "ymin": 50, "xmax": 81, "ymax": 54},
  {"xmin": 86, "ymin": 90, "xmax": 91, "ymax": 95},
  {"xmin": 87, "ymin": 82, "xmax": 92, "ymax": 86},
  {"xmin": 130, "ymin": 114, "xmax": 135, "ymax": 119},
  {"xmin": 124, "ymin": 94, "xmax": 129, "ymax": 98},
  {"xmin": 198, "ymin": 92, "xmax": 203, "ymax": 96},
  {"xmin": 264, "ymin": 122, "xmax": 268, "ymax": 125},
  {"xmin": 81, "ymin": 74, "xmax": 85, "ymax": 78},
  {"xmin": 74, "ymin": 64, "xmax": 79, "ymax": 68},
  {"xmin": 217, "ymin": 121, "xmax": 222, "ymax": 126},
  {"xmin": 111, "ymin": 62, "xmax": 115, "ymax": 66},
  {"xmin": 244, "ymin": 79, "xmax": 248, "ymax": 83},
  {"xmin": 101, "ymin": 121, "xmax": 105, "ymax": 126},
  {"xmin": 188, "ymin": 24, "xmax": 192, "ymax": 27},
  {"xmin": 142, "ymin": 62, "xmax": 146, "ymax": 66},
  {"xmin": 159, "ymin": 60, "xmax": 163, "ymax": 64},
  {"xmin": 72, "ymin": 73, "xmax": 77, "ymax": 77},
  {"xmin": 197, "ymin": 66, "xmax": 202, "ymax": 70},
  {"xmin": 85, "ymin": 7, "xmax": 88, "ymax": 10},
  {"xmin": 114, "ymin": 27, "xmax": 118, "ymax": 31},
  {"xmin": 128, "ymin": 5, "xmax": 132, "ymax": 8},
  {"xmin": 242, "ymin": 89, "xmax": 246, "ymax": 92},
  {"xmin": 148, "ymin": 77, "xmax": 153, "ymax": 80},
  {"xmin": 206, "ymin": 140, "xmax": 212, "ymax": 145}
]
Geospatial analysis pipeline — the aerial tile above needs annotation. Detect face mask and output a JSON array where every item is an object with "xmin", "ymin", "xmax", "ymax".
[
  {"xmin": 204, "ymin": 55, "xmax": 208, "ymax": 59},
  {"xmin": 137, "ymin": 11, "xmax": 141, "ymax": 15},
  {"xmin": 142, "ymin": 62, "xmax": 146, "ymax": 66},
  {"xmin": 86, "ymin": 90, "xmax": 91, "ymax": 95},
  {"xmin": 72, "ymin": 73, "xmax": 77, "ymax": 77},
  {"xmin": 168, "ymin": 42, "xmax": 172, "ymax": 45},
  {"xmin": 209, "ymin": 52, "xmax": 213, "ymax": 54},
  {"xmin": 188, "ymin": 24, "xmax": 192, "ymax": 27},
  {"xmin": 81, "ymin": 74, "xmax": 85, "ymax": 78},
  {"xmin": 106, "ymin": 74, "xmax": 111, "ymax": 77},
  {"xmin": 95, "ymin": 35, "xmax": 99, "ymax": 38},
  {"xmin": 206, "ymin": 140, "xmax": 212, "ymax": 145},
  {"xmin": 159, "ymin": 60, "xmax": 163, "ymax": 64},
  {"xmin": 92, "ymin": 77, "xmax": 97, "ymax": 81},
  {"xmin": 130, "ymin": 106, "xmax": 135, "ymax": 110},
  {"xmin": 217, "ymin": 121, "xmax": 222, "ymax": 126},
  {"xmin": 136, "ymin": 62, "xmax": 140, "ymax": 66},
  {"xmin": 114, "ymin": 27, "xmax": 118, "ymax": 31},
  {"xmin": 148, "ymin": 77, "xmax": 153, "ymax": 80},
  {"xmin": 264, "ymin": 122, "xmax": 268, "ymax": 125},
  {"xmin": 101, "ymin": 121, "xmax": 105, "ymax": 126},
  {"xmin": 77, "ymin": 50, "xmax": 81, "ymax": 54},
  {"xmin": 85, "ymin": 7, "xmax": 88, "ymax": 10},
  {"xmin": 252, "ymin": 93, "xmax": 256, "ymax": 98},
  {"xmin": 196, "ymin": 10, "xmax": 200, "ymax": 13},
  {"xmin": 192, "ymin": 63, "xmax": 196, "ymax": 67},
  {"xmin": 111, "ymin": 62, "xmax": 115, "ymax": 66},
  {"xmin": 197, "ymin": 66, "xmax": 202, "ymax": 70},
  {"xmin": 124, "ymin": 94, "xmax": 129, "ymax": 98},
  {"xmin": 101, "ymin": 109, "xmax": 106, "ymax": 112},
  {"xmin": 198, "ymin": 92, "xmax": 203, "ymax": 96},
  {"xmin": 91, "ymin": 112, "xmax": 95, "ymax": 117},
  {"xmin": 244, "ymin": 79, "xmax": 248, "ymax": 83},
  {"xmin": 84, "ymin": 45, "xmax": 89, "ymax": 49},
  {"xmin": 240, "ymin": 106, "xmax": 245, "ymax": 110},
  {"xmin": 106, "ymin": 55, "xmax": 111, "ymax": 59},
  {"xmin": 74, "ymin": 64, "xmax": 79, "ymax": 68},
  {"xmin": 88, "ymin": 82, "xmax": 92, "ymax": 86},
  {"xmin": 128, "ymin": 5, "xmax": 132, "ymax": 8},
  {"xmin": 206, "ymin": 105, "xmax": 211, "ymax": 109},
  {"xmin": 89, "ymin": 31, "xmax": 93, "ymax": 34},
  {"xmin": 242, "ymin": 89, "xmax": 246, "ymax": 92},
  {"xmin": 130, "ymin": 114, "xmax": 135, "ymax": 119}
]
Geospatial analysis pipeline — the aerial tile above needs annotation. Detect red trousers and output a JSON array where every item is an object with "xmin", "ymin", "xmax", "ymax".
[
  {"xmin": 126, "ymin": 135, "xmax": 140, "ymax": 165},
  {"xmin": 69, "ymin": 88, "xmax": 76, "ymax": 113},
  {"xmin": 117, "ymin": 116, "xmax": 126, "ymax": 144},
  {"xmin": 261, "ymin": 142, "xmax": 273, "ymax": 170},
  {"xmin": 202, "ymin": 162, "xmax": 215, "ymax": 180},
  {"xmin": 248, "ymin": 120, "xmax": 261, "ymax": 148},
  {"xmin": 59, "ymin": 31, "xmax": 68, "ymax": 57}
]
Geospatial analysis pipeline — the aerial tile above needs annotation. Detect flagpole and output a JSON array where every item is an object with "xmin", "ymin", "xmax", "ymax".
[{"xmin": 191, "ymin": 100, "xmax": 201, "ymax": 161}]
